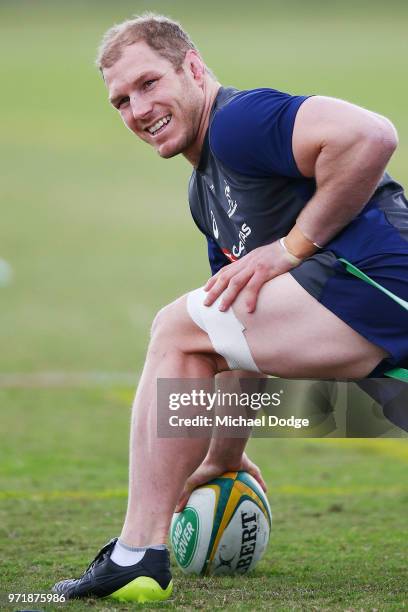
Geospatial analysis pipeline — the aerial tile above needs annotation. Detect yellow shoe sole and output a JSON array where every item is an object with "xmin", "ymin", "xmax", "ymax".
[{"xmin": 110, "ymin": 576, "xmax": 173, "ymax": 603}]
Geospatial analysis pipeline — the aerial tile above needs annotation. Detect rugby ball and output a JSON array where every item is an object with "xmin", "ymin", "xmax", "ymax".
[{"xmin": 170, "ymin": 471, "xmax": 271, "ymax": 575}]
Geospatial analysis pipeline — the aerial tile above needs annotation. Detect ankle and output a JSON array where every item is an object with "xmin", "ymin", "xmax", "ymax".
[{"xmin": 120, "ymin": 528, "xmax": 167, "ymax": 548}]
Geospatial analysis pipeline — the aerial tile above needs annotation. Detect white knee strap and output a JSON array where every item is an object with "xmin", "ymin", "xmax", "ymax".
[{"xmin": 187, "ymin": 287, "xmax": 261, "ymax": 372}]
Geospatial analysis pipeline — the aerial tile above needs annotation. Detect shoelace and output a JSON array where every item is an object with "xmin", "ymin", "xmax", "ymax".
[{"xmin": 84, "ymin": 538, "xmax": 118, "ymax": 574}]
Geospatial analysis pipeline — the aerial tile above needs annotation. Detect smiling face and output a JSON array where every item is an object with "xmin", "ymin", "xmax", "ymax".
[{"xmin": 104, "ymin": 41, "xmax": 205, "ymax": 160}]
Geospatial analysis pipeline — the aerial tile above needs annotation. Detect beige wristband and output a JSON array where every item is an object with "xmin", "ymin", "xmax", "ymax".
[
  {"xmin": 285, "ymin": 225, "xmax": 322, "ymax": 259},
  {"xmin": 279, "ymin": 237, "xmax": 303, "ymax": 266}
]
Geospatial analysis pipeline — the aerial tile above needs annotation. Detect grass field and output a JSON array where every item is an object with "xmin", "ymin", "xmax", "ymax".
[
  {"xmin": 1, "ymin": 1, "xmax": 408, "ymax": 610},
  {"xmin": 1, "ymin": 393, "xmax": 408, "ymax": 610},
  {"xmin": 1, "ymin": 390, "xmax": 408, "ymax": 610}
]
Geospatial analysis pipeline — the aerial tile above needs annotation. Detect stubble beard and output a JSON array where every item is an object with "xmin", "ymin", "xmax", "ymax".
[
  {"xmin": 156, "ymin": 129, "xmax": 192, "ymax": 159},
  {"xmin": 158, "ymin": 85, "xmax": 203, "ymax": 160}
]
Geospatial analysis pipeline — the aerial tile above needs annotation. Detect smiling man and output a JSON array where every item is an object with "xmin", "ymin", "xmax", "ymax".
[{"xmin": 52, "ymin": 12, "xmax": 408, "ymax": 603}]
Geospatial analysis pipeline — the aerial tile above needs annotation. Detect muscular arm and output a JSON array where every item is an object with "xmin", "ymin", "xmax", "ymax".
[
  {"xmin": 175, "ymin": 371, "xmax": 267, "ymax": 511},
  {"xmin": 204, "ymin": 95, "xmax": 398, "ymax": 312},
  {"xmin": 292, "ymin": 96, "xmax": 398, "ymax": 246}
]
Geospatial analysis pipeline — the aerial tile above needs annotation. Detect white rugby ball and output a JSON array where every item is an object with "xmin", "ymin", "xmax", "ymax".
[{"xmin": 170, "ymin": 471, "xmax": 272, "ymax": 575}]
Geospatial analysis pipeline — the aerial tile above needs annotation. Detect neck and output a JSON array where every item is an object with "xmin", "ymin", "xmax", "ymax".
[{"xmin": 183, "ymin": 78, "xmax": 221, "ymax": 167}]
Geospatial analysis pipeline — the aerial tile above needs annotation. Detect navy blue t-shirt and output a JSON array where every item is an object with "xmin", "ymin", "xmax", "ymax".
[
  {"xmin": 206, "ymin": 88, "xmax": 309, "ymax": 274},
  {"xmin": 188, "ymin": 86, "xmax": 408, "ymax": 370},
  {"xmin": 210, "ymin": 87, "xmax": 307, "ymax": 179},
  {"xmin": 189, "ymin": 87, "xmax": 317, "ymax": 275}
]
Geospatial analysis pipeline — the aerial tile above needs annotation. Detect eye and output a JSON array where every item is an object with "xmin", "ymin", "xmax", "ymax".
[
  {"xmin": 116, "ymin": 96, "xmax": 130, "ymax": 110},
  {"xmin": 143, "ymin": 79, "xmax": 156, "ymax": 90}
]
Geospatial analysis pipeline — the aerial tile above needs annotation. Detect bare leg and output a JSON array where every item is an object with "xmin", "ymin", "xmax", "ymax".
[
  {"xmin": 120, "ymin": 297, "xmax": 226, "ymax": 546},
  {"xmin": 235, "ymin": 273, "xmax": 388, "ymax": 379},
  {"xmin": 120, "ymin": 275, "xmax": 387, "ymax": 546}
]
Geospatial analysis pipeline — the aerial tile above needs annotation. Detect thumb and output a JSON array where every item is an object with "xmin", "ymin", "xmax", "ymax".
[
  {"xmin": 174, "ymin": 467, "xmax": 211, "ymax": 513},
  {"xmin": 174, "ymin": 478, "xmax": 196, "ymax": 513},
  {"xmin": 174, "ymin": 490, "xmax": 190, "ymax": 513}
]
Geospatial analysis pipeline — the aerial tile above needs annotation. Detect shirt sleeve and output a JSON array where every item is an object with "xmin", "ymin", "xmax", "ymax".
[
  {"xmin": 207, "ymin": 236, "xmax": 230, "ymax": 275},
  {"xmin": 209, "ymin": 88, "xmax": 310, "ymax": 178}
]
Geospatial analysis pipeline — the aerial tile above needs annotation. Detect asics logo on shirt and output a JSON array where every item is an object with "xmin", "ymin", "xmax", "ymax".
[
  {"xmin": 224, "ymin": 181, "xmax": 238, "ymax": 218},
  {"xmin": 210, "ymin": 210, "xmax": 219, "ymax": 239}
]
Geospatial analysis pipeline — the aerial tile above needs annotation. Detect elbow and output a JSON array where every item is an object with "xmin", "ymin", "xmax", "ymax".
[
  {"xmin": 377, "ymin": 118, "xmax": 398, "ymax": 155},
  {"xmin": 364, "ymin": 117, "xmax": 399, "ymax": 160}
]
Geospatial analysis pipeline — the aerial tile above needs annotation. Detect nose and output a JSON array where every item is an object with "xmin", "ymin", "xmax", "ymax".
[{"xmin": 130, "ymin": 94, "xmax": 153, "ymax": 121}]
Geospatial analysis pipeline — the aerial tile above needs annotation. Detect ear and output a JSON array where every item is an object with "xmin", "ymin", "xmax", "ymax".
[{"xmin": 185, "ymin": 49, "xmax": 205, "ymax": 83}]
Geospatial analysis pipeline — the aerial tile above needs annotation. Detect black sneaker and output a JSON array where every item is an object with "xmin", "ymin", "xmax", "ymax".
[{"xmin": 52, "ymin": 538, "xmax": 173, "ymax": 603}]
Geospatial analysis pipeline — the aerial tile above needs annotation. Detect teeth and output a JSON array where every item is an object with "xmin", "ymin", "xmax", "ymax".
[{"xmin": 148, "ymin": 114, "xmax": 171, "ymax": 135}]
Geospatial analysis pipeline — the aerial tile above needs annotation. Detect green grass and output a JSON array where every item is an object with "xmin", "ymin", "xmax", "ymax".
[
  {"xmin": 1, "ymin": 0, "xmax": 408, "ymax": 372},
  {"xmin": 1, "ymin": 1, "xmax": 408, "ymax": 610},
  {"xmin": 1, "ymin": 390, "xmax": 408, "ymax": 610}
]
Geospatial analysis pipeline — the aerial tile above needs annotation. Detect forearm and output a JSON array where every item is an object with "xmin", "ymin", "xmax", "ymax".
[
  {"xmin": 296, "ymin": 134, "xmax": 396, "ymax": 247},
  {"xmin": 206, "ymin": 433, "xmax": 250, "ymax": 470},
  {"xmin": 288, "ymin": 96, "xmax": 398, "ymax": 253},
  {"xmin": 206, "ymin": 370, "xmax": 264, "ymax": 469},
  {"xmin": 175, "ymin": 372, "xmax": 268, "ymax": 509}
]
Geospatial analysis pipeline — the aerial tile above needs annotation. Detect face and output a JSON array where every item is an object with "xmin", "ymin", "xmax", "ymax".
[{"xmin": 104, "ymin": 41, "xmax": 205, "ymax": 159}]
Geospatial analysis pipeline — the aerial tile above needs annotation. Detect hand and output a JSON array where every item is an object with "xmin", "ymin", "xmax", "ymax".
[
  {"xmin": 175, "ymin": 452, "xmax": 267, "ymax": 512},
  {"xmin": 204, "ymin": 240, "xmax": 297, "ymax": 313}
]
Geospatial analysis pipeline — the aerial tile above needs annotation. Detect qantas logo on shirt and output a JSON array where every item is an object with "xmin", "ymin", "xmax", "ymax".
[
  {"xmin": 222, "ymin": 223, "xmax": 252, "ymax": 261},
  {"xmin": 232, "ymin": 223, "xmax": 251, "ymax": 257},
  {"xmin": 222, "ymin": 248, "xmax": 237, "ymax": 262},
  {"xmin": 224, "ymin": 181, "xmax": 238, "ymax": 218}
]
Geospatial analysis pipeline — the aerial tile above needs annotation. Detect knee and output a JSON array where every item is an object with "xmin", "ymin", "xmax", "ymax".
[
  {"xmin": 150, "ymin": 299, "xmax": 184, "ymax": 348},
  {"xmin": 149, "ymin": 295, "xmax": 204, "ymax": 355},
  {"xmin": 148, "ymin": 294, "xmax": 224, "ymax": 371}
]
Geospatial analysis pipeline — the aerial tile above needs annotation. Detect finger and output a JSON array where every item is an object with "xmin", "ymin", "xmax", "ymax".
[
  {"xmin": 204, "ymin": 274, "xmax": 218, "ymax": 291},
  {"xmin": 203, "ymin": 274, "xmax": 231, "ymax": 306},
  {"xmin": 218, "ymin": 269, "xmax": 254, "ymax": 311},
  {"xmin": 242, "ymin": 268, "xmax": 269, "ymax": 313},
  {"xmin": 247, "ymin": 464, "xmax": 268, "ymax": 492},
  {"xmin": 204, "ymin": 258, "xmax": 243, "ymax": 292},
  {"xmin": 256, "ymin": 472, "xmax": 268, "ymax": 492}
]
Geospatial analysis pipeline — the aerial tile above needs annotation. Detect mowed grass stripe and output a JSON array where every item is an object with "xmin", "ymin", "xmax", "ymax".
[
  {"xmin": 2, "ymin": 482, "xmax": 407, "ymax": 501},
  {"xmin": 0, "ymin": 371, "xmax": 138, "ymax": 388},
  {"xmin": 319, "ymin": 438, "xmax": 408, "ymax": 462}
]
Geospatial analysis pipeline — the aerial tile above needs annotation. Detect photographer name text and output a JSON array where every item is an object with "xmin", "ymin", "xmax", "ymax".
[{"xmin": 168, "ymin": 415, "xmax": 309, "ymax": 429}]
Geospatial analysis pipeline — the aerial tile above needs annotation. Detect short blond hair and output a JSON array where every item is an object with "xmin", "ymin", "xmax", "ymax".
[{"xmin": 96, "ymin": 12, "xmax": 214, "ymax": 78}]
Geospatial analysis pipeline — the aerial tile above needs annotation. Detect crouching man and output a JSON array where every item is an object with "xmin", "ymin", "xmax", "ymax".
[{"xmin": 52, "ymin": 13, "xmax": 408, "ymax": 603}]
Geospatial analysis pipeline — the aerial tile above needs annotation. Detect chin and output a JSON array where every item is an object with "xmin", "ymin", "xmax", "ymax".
[
  {"xmin": 156, "ymin": 142, "xmax": 185, "ymax": 159},
  {"xmin": 157, "ymin": 148, "xmax": 179, "ymax": 159},
  {"xmin": 157, "ymin": 131, "xmax": 192, "ymax": 159}
]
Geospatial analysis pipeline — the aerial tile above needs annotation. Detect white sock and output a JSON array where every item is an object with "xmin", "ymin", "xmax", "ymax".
[{"xmin": 110, "ymin": 539, "xmax": 166, "ymax": 567}]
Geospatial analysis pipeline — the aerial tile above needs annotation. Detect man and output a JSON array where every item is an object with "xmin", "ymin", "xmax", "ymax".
[{"xmin": 52, "ymin": 12, "xmax": 408, "ymax": 603}]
